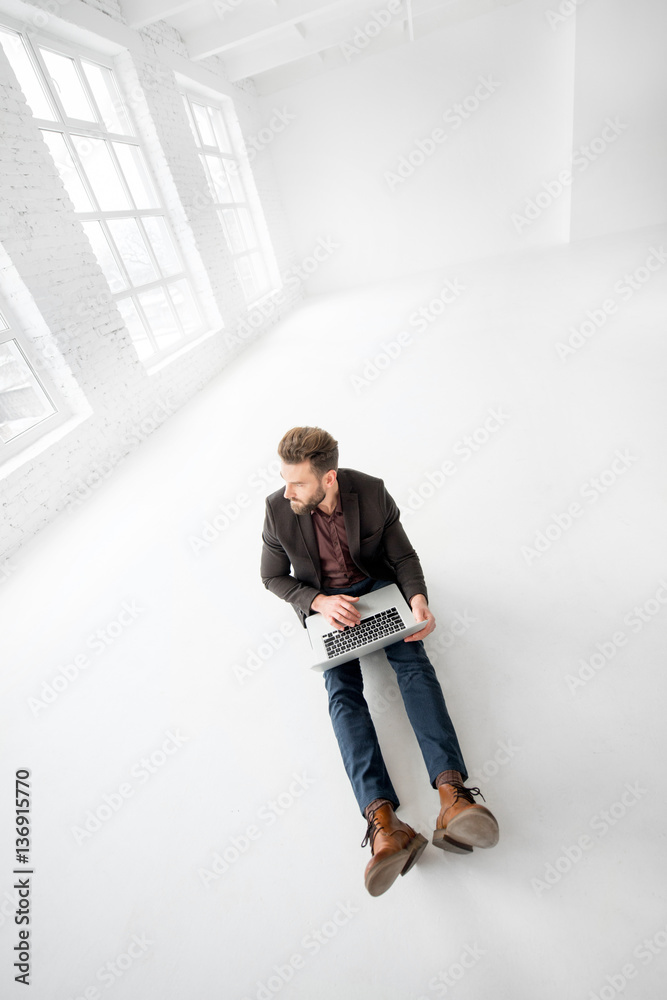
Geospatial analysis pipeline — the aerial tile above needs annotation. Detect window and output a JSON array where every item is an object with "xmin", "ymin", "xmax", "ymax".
[
  {"xmin": 181, "ymin": 92, "xmax": 275, "ymax": 305},
  {"xmin": 0, "ymin": 25, "xmax": 207, "ymax": 365},
  {"xmin": 0, "ymin": 307, "xmax": 66, "ymax": 463}
]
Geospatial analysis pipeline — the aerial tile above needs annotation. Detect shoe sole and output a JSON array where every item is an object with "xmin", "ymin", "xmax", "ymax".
[
  {"xmin": 400, "ymin": 833, "xmax": 428, "ymax": 875},
  {"xmin": 433, "ymin": 806, "xmax": 499, "ymax": 851},
  {"xmin": 365, "ymin": 833, "xmax": 428, "ymax": 897},
  {"xmin": 432, "ymin": 831, "xmax": 474, "ymax": 854}
]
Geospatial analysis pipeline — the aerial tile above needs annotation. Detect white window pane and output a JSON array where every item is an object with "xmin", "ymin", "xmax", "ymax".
[
  {"xmin": 0, "ymin": 29, "xmax": 57, "ymax": 121},
  {"xmin": 200, "ymin": 157, "xmax": 217, "ymax": 203},
  {"xmin": 182, "ymin": 96, "xmax": 199, "ymax": 147},
  {"xmin": 81, "ymin": 221, "xmax": 127, "ymax": 292},
  {"xmin": 220, "ymin": 208, "xmax": 245, "ymax": 253},
  {"xmin": 41, "ymin": 129, "xmax": 94, "ymax": 212},
  {"xmin": 142, "ymin": 217, "xmax": 181, "ymax": 277},
  {"xmin": 235, "ymin": 255, "xmax": 258, "ymax": 304},
  {"xmin": 0, "ymin": 340, "xmax": 56, "ymax": 443},
  {"xmin": 39, "ymin": 47, "xmax": 97, "ymax": 122},
  {"xmin": 225, "ymin": 160, "xmax": 245, "ymax": 202},
  {"xmin": 192, "ymin": 102, "xmax": 215, "ymax": 146},
  {"xmin": 107, "ymin": 219, "xmax": 158, "ymax": 286},
  {"xmin": 249, "ymin": 252, "xmax": 269, "ymax": 297},
  {"xmin": 205, "ymin": 154, "xmax": 231, "ymax": 202},
  {"xmin": 82, "ymin": 61, "xmax": 134, "ymax": 136},
  {"xmin": 137, "ymin": 287, "xmax": 180, "ymax": 349},
  {"xmin": 236, "ymin": 206, "xmax": 257, "ymax": 249},
  {"xmin": 113, "ymin": 142, "xmax": 159, "ymax": 209},
  {"xmin": 71, "ymin": 135, "xmax": 131, "ymax": 210},
  {"xmin": 210, "ymin": 106, "xmax": 233, "ymax": 154},
  {"xmin": 167, "ymin": 279, "xmax": 202, "ymax": 336},
  {"xmin": 117, "ymin": 297, "xmax": 153, "ymax": 360}
]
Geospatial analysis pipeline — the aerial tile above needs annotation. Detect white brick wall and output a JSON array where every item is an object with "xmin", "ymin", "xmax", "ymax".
[{"xmin": 0, "ymin": 0, "xmax": 300, "ymax": 560}]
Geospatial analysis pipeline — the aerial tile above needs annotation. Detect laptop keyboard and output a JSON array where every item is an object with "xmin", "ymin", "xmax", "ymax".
[{"xmin": 323, "ymin": 607, "xmax": 405, "ymax": 659}]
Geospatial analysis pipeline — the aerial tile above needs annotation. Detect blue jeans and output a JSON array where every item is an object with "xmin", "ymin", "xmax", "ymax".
[{"xmin": 321, "ymin": 577, "xmax": 468, "ymax": 816}]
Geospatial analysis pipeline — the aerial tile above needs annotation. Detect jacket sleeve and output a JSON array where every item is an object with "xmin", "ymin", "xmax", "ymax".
[
  {"xmin": 260, "ymin": 498, "xmax": 320, "ymax": 625},
  {"xmin": 380, "ymin": 482, "xmax": 429, "ymax": 605}
]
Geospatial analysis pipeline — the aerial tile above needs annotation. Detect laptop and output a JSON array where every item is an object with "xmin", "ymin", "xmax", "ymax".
[{"xmin": 305, "ymin": 583, "xmax": 425, "ymax": 671}]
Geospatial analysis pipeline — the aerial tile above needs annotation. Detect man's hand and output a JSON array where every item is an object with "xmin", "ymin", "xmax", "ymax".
[
  {"xmin": 311, "ymin": 593, "xmax": 361, "ymax": 631},
  {"xmin": 405, "ymin": 593, "xmax": 436, "ymax": 641}
]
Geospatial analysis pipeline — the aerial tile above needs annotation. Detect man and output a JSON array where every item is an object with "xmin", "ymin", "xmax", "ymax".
[{"xmin": 260, "ymin": 426, "xmax": 499, "ymax": 896}]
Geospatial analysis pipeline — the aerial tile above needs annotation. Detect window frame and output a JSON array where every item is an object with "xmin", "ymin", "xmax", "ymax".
[
  {"xmin": 0, "ymin": 296, "xmax": 71, "ymax": 466},
  {"xmin": 179, "ymin": 86, "xmax": 280, "ymax": 307},
  {"xmin": 0, "ymin": 22, "xmax": 210, "ymax": 368}
]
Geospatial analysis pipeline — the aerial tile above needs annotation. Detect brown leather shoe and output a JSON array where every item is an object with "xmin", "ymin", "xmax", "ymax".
[
  {"xmin": 432, "ymin": 783, "xmax": 499, "ymax": 853},
  {"xmin": 362, "ymin": 803, "xmax": 427, "ymax": 896}
]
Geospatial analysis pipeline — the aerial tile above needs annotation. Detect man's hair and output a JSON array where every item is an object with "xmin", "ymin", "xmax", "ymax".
[{"xmin": 278, "ymin": 426, "xmax": 339, "ymax": 479}]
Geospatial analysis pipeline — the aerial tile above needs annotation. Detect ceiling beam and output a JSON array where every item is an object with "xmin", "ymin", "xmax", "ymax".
[
  {"xmin": 184, "ymin": 0, "xmax": 384, "ymax": 60},
  {"xmin": 222, "ymin": 16, "xmax": 410, "ymax": 81}
]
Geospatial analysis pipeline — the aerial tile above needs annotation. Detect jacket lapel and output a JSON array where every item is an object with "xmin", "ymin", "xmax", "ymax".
[
  {"xmin": 339, "ymin": 470, "xmax": 360, "ymax": 562},
  {"xmin": 296, "ymin": 507, "xmax": 321, "ymax": 581}
]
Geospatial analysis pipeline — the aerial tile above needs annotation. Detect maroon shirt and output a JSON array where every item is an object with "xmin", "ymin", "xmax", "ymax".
[{"xmin": 311, "ymin": 491, "xmax": 367, "ymax": 588}]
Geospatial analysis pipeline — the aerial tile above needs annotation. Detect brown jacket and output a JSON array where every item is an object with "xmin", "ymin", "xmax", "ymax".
[{"xmin": 260, "ymin": 467, "xmax": 428, "ymax": 628}]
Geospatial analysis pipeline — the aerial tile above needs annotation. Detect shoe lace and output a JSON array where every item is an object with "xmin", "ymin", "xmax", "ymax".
[
  {"xmin": 360, "ymin": 808, "xmax": 382, "ymax": 852},
  {"xmin": 449, "ymin": 783, "xmax": 486, "ymax": 805}
]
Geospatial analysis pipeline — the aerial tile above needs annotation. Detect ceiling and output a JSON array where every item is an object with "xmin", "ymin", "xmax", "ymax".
[{"xmin": 119, "ymin": 0, "xmax": 522, "ymax": 94}]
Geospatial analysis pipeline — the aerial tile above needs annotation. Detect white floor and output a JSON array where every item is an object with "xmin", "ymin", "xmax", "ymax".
[{"xmin": 2, "ymin": 224, "xmax": 667, "ymax": 1000}]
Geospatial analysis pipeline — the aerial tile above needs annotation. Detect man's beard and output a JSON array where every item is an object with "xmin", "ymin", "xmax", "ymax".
[{"xmin": 289, "ymin": 485, "xmax": 326, "ymax": 515}]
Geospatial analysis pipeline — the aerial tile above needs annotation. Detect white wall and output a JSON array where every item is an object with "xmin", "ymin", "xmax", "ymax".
[
  {"xmin": 570, "ymin": 0, "xmax": 667, "ymax": 241},
  {"xmin": 259, "ymin": 0, "xmax": 576, "ymax": 292}
]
